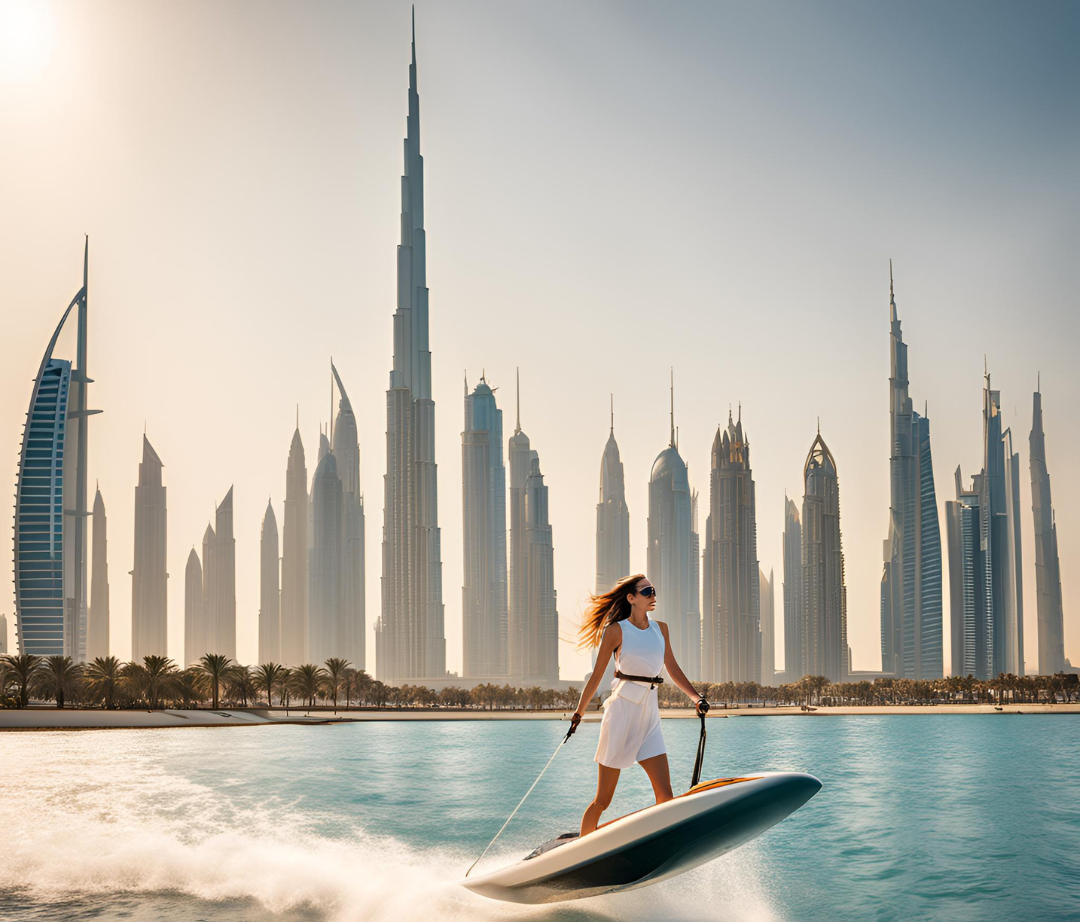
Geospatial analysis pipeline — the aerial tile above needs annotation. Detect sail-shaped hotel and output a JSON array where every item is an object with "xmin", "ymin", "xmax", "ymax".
[{"xmin": 14, "ymin": 241, "xmax": 99, "ymax": 659}]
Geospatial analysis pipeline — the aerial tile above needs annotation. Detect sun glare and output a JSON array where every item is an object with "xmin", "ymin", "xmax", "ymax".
[{"xmin": 0, "ymin": 0, "xmax": 54, "ymax": 81}]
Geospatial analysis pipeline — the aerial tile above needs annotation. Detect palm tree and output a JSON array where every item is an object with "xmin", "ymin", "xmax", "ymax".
[
  {"xmin": 85, "ymin": 656, "xmax": 123, "ymax": 709},
  {"xmin": 224, "ymin": 664, "xmax": 256, "ymax": 707},
  {"xmin": 3, "ymin": 653, "xmax": 40, "ymax": 708},
  {"xmin": 34, "ymin": 655, "xmax": 82, "ymax": 709},
  {"xmin": 323, "ymin": 658, "xmax": 351, "ymax": 714},
  {"xmin": 142, "ymin": 655, "xmax": 179, "ymax": 709},
  {"xmin": 254, "ymin": 663, "xmax": 287, "ymax": 708},
  {"xmin": 291, "ymin": 663, "xmax": 326, "ymax": 709},
  {"xmin": 197, "ymin": 653, "xmax": 233, "ymax": 710},
  {"xmin": 174, "ymin": 668, "xmax": 206, "ymax": 708}
]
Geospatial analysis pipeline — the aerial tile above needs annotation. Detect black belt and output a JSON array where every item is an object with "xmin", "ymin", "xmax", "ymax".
[{"xmin": 615, "ymin": 670, "xmax": 664, "ymax": 688}]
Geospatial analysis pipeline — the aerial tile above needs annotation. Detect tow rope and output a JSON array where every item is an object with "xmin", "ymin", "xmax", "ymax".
[{"xmin": 465, "ymin": 716, "xmax": 580, "ymax": 877}]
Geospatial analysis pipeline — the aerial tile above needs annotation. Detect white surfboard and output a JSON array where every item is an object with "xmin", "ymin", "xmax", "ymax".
[{"xmin": 462, "ymin": 771, "xmax": 821, "ymax": 904}]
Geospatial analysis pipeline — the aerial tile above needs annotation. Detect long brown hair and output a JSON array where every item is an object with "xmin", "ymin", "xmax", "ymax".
[{"xmin": 577, "ymin": 573, "xmax": 647, "ymax": 650}]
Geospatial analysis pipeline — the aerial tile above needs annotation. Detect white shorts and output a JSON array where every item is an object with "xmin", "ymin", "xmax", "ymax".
[{"xmin": 594, "ymin": 686, "xmax": 666, "ymax": 770}]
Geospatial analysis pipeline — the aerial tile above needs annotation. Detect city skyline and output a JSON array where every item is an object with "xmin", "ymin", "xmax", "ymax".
[{"xmin": 2, "ymin": 2, "xmax": 1075, "ymax": 679}]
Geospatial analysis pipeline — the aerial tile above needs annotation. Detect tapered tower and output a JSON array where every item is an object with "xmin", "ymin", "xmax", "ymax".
[
  {"xmin": 184, "ymin": 547, "xmax": 204, "ymax": 666},
  {"xmin": 648, "ymin": 372, "xmax": 699, "ymax": 679},
  {"xmin": 376, "ymin": 14, "xmax": 446, "ymax": 682},
  {"xmin": 332, "ymin": 364, "xmax": 367, "ymax": 671},
  {"xmin": 596, "ymin": 397, "xmax": 630, "ymax": 594},
  {"xmin": 783, "ymin": 496, "xmax": 803, "ymax": 682},
  {"xmin": 259, "ymin": 500, "xmax": 280, "ymax": 665},
  {"xmin": 1031, "ymin": 384, "xmax": 1065, "ymax": 675},
  {"xmin": 88, "ymin": 486, "xmax": 110, "ymax": 660},
  {"xmin": 801, "ymin": 431, "xmax": 847, "ymax": 682},
  {"xmin": 881, "ymin": 265, "xmax": 943, "ymax": 679},
  {"xmin": 281, "ymin": 426, "xmax": 309, "ymax": 667},
  {"xmin": 131, "ymin": 436, "xmax": 168, "ymax": 660}
]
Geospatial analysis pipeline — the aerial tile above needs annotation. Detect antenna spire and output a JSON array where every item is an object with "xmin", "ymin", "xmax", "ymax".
[
  {"xmin": 669, "ymin": 367, "xmax": 675, "ymax": 448},
  {"xmin": 610, "ymin": 393, "xmax": 614, "ymax": 434},
  {"xmin": 515, "ymin": 367, "xmax": 521, "ymax": 434}
]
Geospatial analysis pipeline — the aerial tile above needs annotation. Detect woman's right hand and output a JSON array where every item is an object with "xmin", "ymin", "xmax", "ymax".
[{"xmin": 568, "ymin": 712, "xmax": 582, "ymax": 735}]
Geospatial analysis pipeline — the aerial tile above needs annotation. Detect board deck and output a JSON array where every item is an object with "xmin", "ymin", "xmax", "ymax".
[{"xmin": 462, "ymin": 771, "xmax": 821, "ymax": 904}]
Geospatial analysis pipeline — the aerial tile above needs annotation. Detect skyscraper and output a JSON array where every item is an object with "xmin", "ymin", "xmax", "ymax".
[
  {"xmin": 702, "ymin": 409, "xmax": 760, "ymax": 683},
  {"xmin": 281, "ymin": 426, "xmax": 309, "ymax": 667},
  {"xmin": 131, "ymin": 436, "xmax": 168, "ymax": 660},
  {"xmin": 783, "ymin": 496, "xmax": 803, "ymax": 682},
  {"xmin": 1030, "ymin": 385, "xmax": 1065, "ymax": 675},
  {"xmin": 259, "ymin": 500, "xmax": 280, "ymax": 665},
  {"xmin": 14, "ymin": 241, "xmax": 96, "ymax": 659},
  {"xmin": 508, "ymin": 370, "xmax": 532, "ymax": 680},
  {"xmin": 760, "ymin": 567, "xmax": 775, "ymax": 685},
  {"xmin": 596, "ymin": 397, "xmax": 630, "ymax": 595},
  {"xmin": 332, "ymin": 364, "xmax": 367, "ymax": 671},
  {"xmin": 376, "ymin": 16, "xmax": 446, "ymax": 682},
  {"xmin": 963, "ymin": 370, "xmax": 1025, "ymax": 678},
  {"xmin": 1001, "ymin": 427, "xmax": 1025, "ymax": 676},
  {"xmin": 801, "ymin": 431, "xmax": 848, "ymax": 682},
  {"xmin": 0, "ymin": 615, "xmax": 7, "ymax": 655},
  {"xmin": 648, "ymin": 375, "xmax": 699, "ymax": 679},
  {"xmin": 88, "ymin": 485, "xmax": 110, "ymax": 661},
  {"xmin": 184, "ymin": 546, "xmax": 204, "ymax": 666},
  {"xmin": 946, "ymin": 468, "xmax": 992, "ymax": 679},
  {"xmin": 462, "ymin": 373, "xmax": 508, "ymax": 679},
  {"xmin": 524, "ymin": 453, "xmax": 559, "ymax": 683},
  {"xmin": 881, "ymin": 266, "xmax": 943, "ymax": 680},
  {"xmin": 309, "ymin": 452, "xmax": 343, "ymax": 667},
  {"xmin": 200, "ymin": 488, "xmax": 236, "ymax": 659}
]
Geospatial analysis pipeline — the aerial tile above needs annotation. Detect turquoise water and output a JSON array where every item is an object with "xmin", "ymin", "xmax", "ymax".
[{"xmin": 1, "ymin": 715, "xmax": 1078, "ymax": 922}]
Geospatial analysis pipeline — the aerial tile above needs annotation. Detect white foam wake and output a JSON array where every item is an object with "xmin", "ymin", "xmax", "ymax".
[{"xmin": 0, "ymin": 731, "xmax": 779, "ymax": 922}]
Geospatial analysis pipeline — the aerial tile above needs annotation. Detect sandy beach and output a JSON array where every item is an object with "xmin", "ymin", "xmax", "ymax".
[{"xmin": 2, "ymin": 702, "xmax": 1078, "ymax": 730}]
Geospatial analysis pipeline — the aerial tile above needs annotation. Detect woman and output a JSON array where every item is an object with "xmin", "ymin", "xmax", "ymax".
[{"xmin": 570, "ymin": 573, "xmax": 709, "ymax": 836}]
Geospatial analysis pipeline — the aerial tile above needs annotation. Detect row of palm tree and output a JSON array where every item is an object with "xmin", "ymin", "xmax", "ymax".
[
  {"xmin": 0, "ymin": 653, "xmax": 581, "ymax": 712},
  {"xmin": 656, "ymin": 672, "xmax": 1080, "ymax": 708}
]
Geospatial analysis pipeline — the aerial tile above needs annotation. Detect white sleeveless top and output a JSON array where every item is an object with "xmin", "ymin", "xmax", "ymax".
[{"xmin": 614, "ymin": 617, "xmax": 665, "ymax": 678}]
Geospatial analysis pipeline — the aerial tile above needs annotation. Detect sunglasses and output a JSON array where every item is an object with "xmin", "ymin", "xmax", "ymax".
[{"xmin": 637, "ymin": 586, "xmax": 656, "ymax": 598}]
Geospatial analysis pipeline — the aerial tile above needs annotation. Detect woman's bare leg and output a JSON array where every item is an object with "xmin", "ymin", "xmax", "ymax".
[
  {"xmin": 639, "ymin": 753, "xmax": 674, "ymax": 804},
  {"xmin": 580, "ymin": 764, "xmax": 621, "ymax": 836}
]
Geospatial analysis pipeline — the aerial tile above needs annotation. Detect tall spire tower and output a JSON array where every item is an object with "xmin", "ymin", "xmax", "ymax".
[
  {"xmin": 377, "ymin": 13, "xmax": 446, "ymax": 681},
  {"xmin": 881, "ymin": 265, "xmax": 943, "ymax": 679},
  {"xmin": 1030, "ymin": 382, "xmax": 1065, "ymax": 675}
]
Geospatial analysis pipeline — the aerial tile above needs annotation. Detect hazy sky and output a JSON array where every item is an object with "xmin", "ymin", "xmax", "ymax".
[{"xmin": 1, "ymin": 0, "xmax": 1077, "ymax": 680}]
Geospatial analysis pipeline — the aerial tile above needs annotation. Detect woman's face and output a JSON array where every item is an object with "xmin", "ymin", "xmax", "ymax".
[{"xmin": 627, "ymin": 578, "xmax": 657, "ymax": 615}]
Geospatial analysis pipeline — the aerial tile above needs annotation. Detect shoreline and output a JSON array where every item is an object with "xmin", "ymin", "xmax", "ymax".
[{"xmin": 1, "ymin": 702, "xmax": 1078, "ymax": 730}]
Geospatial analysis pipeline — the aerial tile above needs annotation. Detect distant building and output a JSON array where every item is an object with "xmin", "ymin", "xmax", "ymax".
[
  {"xmin": 0, "ymin": 614, "xmax": 8, "ymax": 655},
  {"xmin": 131, "ymin": 436, "xmax": 168, "ymax": 661},
  {"xmin": 783, "ymin": 496, "xmax": 803, "ymax": 682},
  {"xmin": 462, "ymin": 373, "xmax": 508, "ymax": 679},
  {"xmin": 332, "ymin": 364, "xmax": 367, "ymax": 671},
  {"xmin": 524, "ymin": 453, "xmax": 559, "ymax": 683},
  {"xmin": 596, "ymin": 397, "xmax": 630, "ymax": 595},
  {"xmin": 184, "ymin": 547, "xmax": 204, "ymax": 666},
  {"xmin": 1001, "ymin": 427, "xmax": 1025, "ymax": 676},
  {"xmin": 88, "ymin": 486, "xmax": 110, "ymax": 661},
  {"xmin": 760, "ymin": 567, "xmax": 775, "ymax": 685},
  {"xmin": 648, "ymin": 375, "xmax": 700, "ymax": 679},
  {"xmin": 702, "ymin": 409, "xmax": 760, "ymax": 683},
  {"xmin": 280, "ymin": 426, "xmax": 308, "ymax": 667},
  {"xmin": 309, "ymin": 452, "xmax": 343, "ymax": 667},
  {"xmin": 376, "ymin": 20, "xmax": 447, "ymax": 683},
  {"xmin": 259, "ymin": 500, "xmax": 280, "ymax": 665},
  {"xmin": 14, "ymin": 242, "xmax": 96, "ymax": 659},
  {"xmin": 506, "ymin": 374, "xmax": 559, "ymax": 684},
  {"xmin": 946, "ymin": 469, "xmax": 991, "ymax": 678},
  {"xmin": 1030, "ymin": 385, "xmax": 1065, "ymax": 675},
  {"xmin": 200, "ymin": 487, "xmax": 236, "ymax": 659},
  {"xmin": 508, "ymin": 370, "xmax": 532, "ymax": 680},
  {"xmin": 801, "ymin": 431, "xmax": 848, "ymax": 682},
  {"xmin": 880, "ymin": 266, "xmax": 943, "ymax": 679}
]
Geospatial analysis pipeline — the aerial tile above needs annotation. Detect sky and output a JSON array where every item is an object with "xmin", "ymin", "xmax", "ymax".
[{"xmin": 1, "ymin": 0, "xmax": 1077, "ymax": 680}]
